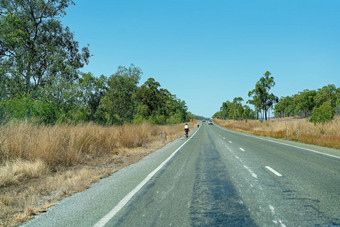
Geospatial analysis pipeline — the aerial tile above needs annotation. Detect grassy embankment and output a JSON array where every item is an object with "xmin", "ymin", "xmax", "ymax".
[
  {"xmin": 214, "ymin": 116, "xmax": 340, "ymax": 150},
  {"xmin": 0, "ymin": 120, "xmax": 198, "ymax": 226}
]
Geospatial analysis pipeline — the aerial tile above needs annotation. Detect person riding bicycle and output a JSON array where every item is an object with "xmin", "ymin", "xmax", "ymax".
[{"xmin": 184, "ymin": 123, "xmax": 189, "ymax": 138}]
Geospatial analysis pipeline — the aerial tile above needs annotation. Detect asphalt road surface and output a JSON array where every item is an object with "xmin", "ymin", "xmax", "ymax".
[{"xmin": 23, "ymin": 122, "xmax": 340, "ymax": 227}]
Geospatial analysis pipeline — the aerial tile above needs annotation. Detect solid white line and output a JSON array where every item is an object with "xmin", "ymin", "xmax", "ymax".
[
  {"xmin": 93, "ymin": 127, "xmax": 201, "ymax": 227},
  {"xmin": 265, "ymin": 166, "xmax": 282, "ymax": 177},
  {"xmin": 216, "ymin": 124, "xmax": 340, "ymax": 159},
  {"xmin": 243, "ymin": 165, "xmax": 258, "ymax": 179},
  {"xmin": 240, "ymin": 148, "xmax": 245, "ymax": 152}
]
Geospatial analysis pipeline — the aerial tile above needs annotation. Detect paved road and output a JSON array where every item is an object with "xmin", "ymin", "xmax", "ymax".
[{"xmin": 23, "ymin": 122, "xmax": 340, "ymax": 226}]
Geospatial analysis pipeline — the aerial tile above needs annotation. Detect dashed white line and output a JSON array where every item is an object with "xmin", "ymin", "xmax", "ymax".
[
  {"xmin": 229, "ymin": 141, "xmax": 232, "ymax": 144},
  {"xmin": 278, "ymin": 219, "xmax": 287, "ymax": 227},
  {"xmin": 265, "ymin": 166, "xmax": 282, "ymax": 177},
  {"xmin": 270, "ymin": 205, "xmax": 286, "ymax": 227},
  {"xmin": 240, "ymin": 148, "xmax": 245, "ymax": 152},
  {"xmin": 224, "ymin": 144, "xmax": 232, "ymax": 152},
  {"xmin": 243, "ymin": 165, "xmax": 258, "ymax": 179}
]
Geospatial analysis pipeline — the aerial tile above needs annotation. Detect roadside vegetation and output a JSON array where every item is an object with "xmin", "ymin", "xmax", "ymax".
[
  {"xmin": 214, "ymin": 72, "xmax": 340, "ymax": 149},
  {"xmin": 214, "ymin": 117, "xmax": 340, "ymax": 150},
  {"xmin": 0, "ymin": 120, "xmax": 198, "ymax": 226},
  {"xmin": 214, "ymin": 71, "xmax": 278, "ymax": 121},
  {"xmin": 214, "ymin": 72, "xmax": 339, "ymax": 125},
  {"xmin": 0, "ymin": 1, "xmax": 193, "ymax": 126},
  {"xmin": 274, "ymin": 84, "xmax": 340, "ymax": 124},
  {"xmin": 0, "ymin": 1, "xmax": 199, "ymax": 225}
]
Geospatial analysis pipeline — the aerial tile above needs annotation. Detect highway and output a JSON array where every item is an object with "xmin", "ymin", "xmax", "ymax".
[{"xmin": 22, "ymin": 122, "xmax": 340, "ymax": 226}]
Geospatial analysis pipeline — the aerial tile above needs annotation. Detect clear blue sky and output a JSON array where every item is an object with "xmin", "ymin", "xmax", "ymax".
[{"xmin": 63, "ymin": 0, "xmax": 340, "ymax": 118}]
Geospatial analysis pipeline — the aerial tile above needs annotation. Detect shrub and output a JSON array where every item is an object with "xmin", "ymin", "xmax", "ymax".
[{"xmin": 309, "ymin": 101, "xmax": 334, "ymax": 124}]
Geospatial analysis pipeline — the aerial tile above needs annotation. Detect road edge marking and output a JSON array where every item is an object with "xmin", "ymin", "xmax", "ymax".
[
  {"xmin": 93, "ymin": 126, "xmax": 201, "ymax": 227},
  {"xmin": 215, "ymin": 124, "xmax": 340, "ymax": 159}
]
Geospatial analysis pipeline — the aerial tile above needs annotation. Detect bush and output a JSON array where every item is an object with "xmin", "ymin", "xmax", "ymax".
[
  {"xmin": 31, "ymin": 100, "xmax": 60, "ymax": 124},
  {"xmin": 309, "ymin": 101, "xmax": 334, "ymax": 124}
]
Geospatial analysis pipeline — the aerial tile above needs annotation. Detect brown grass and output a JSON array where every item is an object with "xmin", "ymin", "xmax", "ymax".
[
  {"xmin": 214, "ymin": 116, "xmax": 340, "ymax": 149},
  {"xmin": 0, "ymin": 120, "xmax": 198, "ymax": 226},
  {"xmin": 0, "ymin": 160, "xmax": 48, "ymax": 187}
]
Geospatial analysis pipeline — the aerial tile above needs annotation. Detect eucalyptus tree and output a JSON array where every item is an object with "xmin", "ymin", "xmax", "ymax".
[
  {"xmin": 0, "ymin": 0, "xmax": 90, "ymax": 99},
  {"xmin": 248, "ymin": 71, "xmax": 278, "ymax": 120},
  {"xmin": 100, "ymin": 64, "xmax": 142, "ymax": 124}
]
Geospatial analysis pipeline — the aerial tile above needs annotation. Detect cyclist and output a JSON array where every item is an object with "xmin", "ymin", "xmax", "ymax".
[{"xmin": 184, "ymin": 123, "xmax": 189, "ymax": 138}]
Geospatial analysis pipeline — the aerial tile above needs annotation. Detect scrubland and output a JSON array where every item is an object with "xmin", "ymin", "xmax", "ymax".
[
  {"xmin": 214, "ymin": 116, "xmax": 340, "ymax": 150},
  {"xmin": 0, "ymin": 121, "xmax": 198, "ymax": 226}
]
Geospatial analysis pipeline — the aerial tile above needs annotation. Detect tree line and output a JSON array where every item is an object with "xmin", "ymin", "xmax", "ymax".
[
  {"xmin": 274, "ymin": 84, "xmax": 340, "ymax": 123},
  {"xmin": 0, "ymin": 0, "xmax": 191, "ymax": 125},
  {"xmin": 214, "ymin": 71, "xmax": 277, "ymax": 121},
  {"xmin": 213, "ymin": 97, "xmax": 256, "ymax": 120},
  {"xmin": 214, "ymin": 71, "xmax": 340, "ymax": 123}
]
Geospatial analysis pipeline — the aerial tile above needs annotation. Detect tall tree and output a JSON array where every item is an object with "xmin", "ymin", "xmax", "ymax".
[
  {"xmin": 214, "ymin": 98, "xmax": 255, "ymax": 120},
  {"xmin": 100, "ymin": 64, "xmax": 141, "ymax": 123},
  {"xmin": 76, "ymin": 73, "xmax": 107, "ymax": 121},
  {"xmin": 293, "ymin": 89, "xmax": 316, "ymax": 117},
  {"xmin": 0, "ymin": 0, "xmax": 90, "ymax": 99},
  {"xmin": 248, "ymin": 71, "xmax": 278, "ymax": 120},
  {"xmin": 134, "ymin": 78, "xmax": 163, "ymax": 117},
  {"xmin": 232, "ymin": 97, "xmax": 244, "ymax": 119},
  {"xmin": 314, "ymin": 84, "xmax": 337, "ymax": 108}
]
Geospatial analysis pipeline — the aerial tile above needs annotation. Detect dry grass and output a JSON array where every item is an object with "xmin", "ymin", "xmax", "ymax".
[
  {"xmin": 214, "ymin": 116, "xmax": 340, "ymax": 149},
  {"xmin": 0, "ymin": 121, "xmax": 197, "ymax": 168},
  {"xmin": 0, "ymin": 120, "xmax": 198, "ymax": 226},
  {"xmin": 0, "ymin": 160, "xmax": 48, "ymax": 187}
]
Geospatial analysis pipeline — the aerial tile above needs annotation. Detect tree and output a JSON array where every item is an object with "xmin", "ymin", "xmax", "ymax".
[
  {"xmin": 133, "ymin": 77, "xmax": 188, "ymax": 124},
  {"xmin": 232, "ymin": 97, "xmax": 244, "ymax": 119},
  {"xmin": 77, "ymin": 73, "xmax": 107, "ymax": 121},
  {"xmin": 314, "ymin": 84, "xmax": 337, "ymax": 108},
  {"xmin": 242, "ymin": 105, "xmax": 255, "ymax": 119},
  {"xmin": 293, "ymin": 89, "xmax": 316, "ymax": 118},
  {"xmin": 248, "ymin": 71, "xmax": 278, "ymax": 120},
  {"xmin": 309, "ymin": 101, "xmax": 334, "ymax": 124},
  {"xmin": 0, "ymin": 0, "xmax": 90, "ymax": 101},
  {"xmin": 274, "ymin": 96, "xmax": 296, "ymax": 118},
  {"xmin": 134, "ymin": 78, "xmax": 162, "ymax": 117},
  {"xmin": 214, "ymin": 98, "xmax": 255, "ymax": 120},
  {"xmin": 99, "ymin": 64, "xmax": 141, "ymax": 124}
]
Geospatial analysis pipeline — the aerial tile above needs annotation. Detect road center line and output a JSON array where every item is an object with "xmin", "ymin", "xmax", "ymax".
[
  {"xmin": 243, "ymin": 165, "xmax": 258, "ymax": 179},
  {"xmin": 93, "ymin": 127, "xmax": 201, "ymax": 227},
  {"xmin": 265, "ymin": 166, "xmax": 282, "ymax": 177},
  {"xmin": 240, "ymin": 148, "xmax": 245, "ymax": 152}
]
